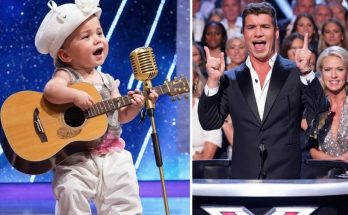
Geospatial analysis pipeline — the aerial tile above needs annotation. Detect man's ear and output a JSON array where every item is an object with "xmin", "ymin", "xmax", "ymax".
[{"xmin": 57, "ymin": 49, "xmax": 72, "ymax": 63}]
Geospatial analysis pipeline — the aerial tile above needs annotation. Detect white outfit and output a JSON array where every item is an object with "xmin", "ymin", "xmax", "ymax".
[
  {"xmin": 192, "ymin": 97, "xmax": 222, "ymax": 155},
  {"xmin": 53, "ymin": 67, "xmax": 142, "ymax": 215},
  {"xmin": 54, "ymin": 151, "xmax": 141, "ymax": 215}
]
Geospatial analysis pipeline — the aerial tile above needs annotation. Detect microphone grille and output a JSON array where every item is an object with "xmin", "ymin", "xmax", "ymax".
[{"xmin": 130, "ymin": 47, "xmax": 158, "ymax": 81}]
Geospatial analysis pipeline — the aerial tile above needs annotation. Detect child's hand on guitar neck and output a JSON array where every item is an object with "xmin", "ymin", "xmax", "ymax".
[
  {"xmin": 73, "ymin": 89, "xmax": 95, "ymax": 110},
  {"xmin": 128, "ymin": 89, "xmax": 145, "ymax": 109},
  {"xmin": 148, "ymin": 88, "xmax": 159, "ymax": 104},
  {"xmin": 128, "ymin": 88, "xmax": 158, "ymax": 109}
]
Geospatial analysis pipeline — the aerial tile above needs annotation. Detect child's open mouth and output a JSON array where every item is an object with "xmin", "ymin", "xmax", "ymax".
[{"xmin": 93, "ymin": 48, "xmax": 103, "ymax": 56}]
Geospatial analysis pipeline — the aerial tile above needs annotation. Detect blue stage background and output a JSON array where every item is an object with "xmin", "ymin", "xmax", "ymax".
[{"xmin": 0, "ymin": 0, "xmax": 190, "ymax": 183}]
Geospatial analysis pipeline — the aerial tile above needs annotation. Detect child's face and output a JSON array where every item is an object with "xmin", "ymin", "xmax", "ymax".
[{"xmin": 60, "ymin": 15, "xmax": 108, "ymax": 69}]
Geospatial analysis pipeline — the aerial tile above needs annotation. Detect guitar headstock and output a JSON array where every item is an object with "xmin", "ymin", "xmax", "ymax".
[{"xmin": 165, "ymin": 76, "xmax": 189, "ymax": 100}]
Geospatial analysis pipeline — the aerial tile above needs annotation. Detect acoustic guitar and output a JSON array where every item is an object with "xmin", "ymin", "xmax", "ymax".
[{"xmin": 0, "ymin": 76, "xmax": 189, "ymax": 175}]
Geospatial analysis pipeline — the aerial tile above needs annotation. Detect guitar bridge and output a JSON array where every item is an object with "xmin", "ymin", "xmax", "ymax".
[{"xmin": 33, "ymin": 108, "xmax": 48, "ymax": 143}]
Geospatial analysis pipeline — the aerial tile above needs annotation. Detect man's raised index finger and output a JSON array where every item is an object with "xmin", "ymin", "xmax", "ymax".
[
  {"xmin": 303, "ymin": 33, "xmax": 309, "ymax": 50},
  {"xmin": 204, "ymin": 46, "xmax": 211, "ymax": 58}
]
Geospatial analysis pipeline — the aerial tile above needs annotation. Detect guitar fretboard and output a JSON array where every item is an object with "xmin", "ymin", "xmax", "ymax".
[{"xmin": 85, "ymin": 84, "xmax": 170, "ymax": 118}]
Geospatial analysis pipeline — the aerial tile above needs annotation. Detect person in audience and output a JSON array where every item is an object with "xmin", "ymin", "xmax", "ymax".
[
  {"xmin": 207, "ymin": 8, "xmax": 225, "ymax": 23},
  {"xmin": 318, "ymin": 19, "xmax": 348, "ymax": 54},
  {"xmin": 308, "ymin": 46, "xmax": 348, "ymax": 162},
  {"xmin": 193, "ymin": 42, "xmax": 208, "ymax": 78},
  {"xmin": 281, "ymin": 32, "xmax": 317, "ymax": 69},
  {"xmin": 201, "ymin": 21, "xmax": 228, "ymax": 58},
  {"xmin": 221, "ymin": 34, "xmax": 247, "ymax": 159},
  {"xmin": 220, "ymin": 0, "xmax": 243, "ymax": 39},
  {"xmin": 278, "ymin": 0, "xmax": 316, "ymax": 45},
  {"xmin": 200, "ymin": 0, "xmax": 219, "ymax": 19},
  {"xmin": 192, "ymin": 63, "xmax": 222, "ymax": 160},
  {"xmin": 281, "ymin": 32, "xmax": 305, "ymax": 61},
  {"xmin": 314, "ymin": 3, "xmax": 333, "ymax": 32},
  {"xmin": 291, "ymin": 13, "xmax": 319, "ymax": 54},
  {"xmin": 225, "ymin": 33, "xmax": 247, "ymax": 70},
  {"xmin": 328, "ymin": 1, "xmax": 347, "ymax": 26},
  {"xmin": 193, "ymin": 0, "xmax": 205, "ymax": 42}
]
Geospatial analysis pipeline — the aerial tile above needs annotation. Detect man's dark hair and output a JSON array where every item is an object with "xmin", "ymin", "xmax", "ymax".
[{"xmin": 241, "ymin": 2, "xmax": 277, "ymax": 32}]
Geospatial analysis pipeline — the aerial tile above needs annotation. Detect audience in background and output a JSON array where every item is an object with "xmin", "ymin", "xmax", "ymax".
[
  {"xmin": 328, "ymin": 1, "xmax": 347, "ymax": 27},
  {"xmin": 193, "ymin": 0, "xmax": 206, "ymax": 42},
  {"xmin": 201, "ymin": 21, "xmax": 227, "ymax": 58},
  {"xmin": 199, "ymin": 0, "xmax": 218, "ymax": 19},
  {"xmin": 192, "ymin": 42, "xmax": 208, "ymax": 78},
  {"xmin": 225, "ymin": 33, "xmax": 247, "ymax": 70},
  {"xmin": 318, "ymin": 19, "xmax": 348, "ymax": 54},
  {"xmin": 281, "ymin": 32, "xmax": 317, "ymax": 69},
  {"xmin": 314, "ymin": 3, "xmax": 333, "ymax": 32},
  {"xmin": 207, "ymin": 8, "xmax": 225, "ymax": 22},
  {"xmin": 291, "ymin": 13, "xmax": 319, "ymax": 54},
  {"xmin": 278, "ymin": 0, "xmax": 316, "ymax": 45},
  {"xmin": 192, "ymin": 63, "xmax": 222, "ymax": 160},
  {"xmin": 281, "ymin": 32, "xmax": 305, "ymax": 62},
  {"xmin": 220, "ymin": 0, "xmax": 242, "ymax": 39}
]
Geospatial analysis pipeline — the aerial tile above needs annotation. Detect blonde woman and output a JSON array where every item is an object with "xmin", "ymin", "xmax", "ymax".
[
  {"xmin": 225, "ymin": 33, "xmax": 248, "ymax": 71},
  {"xmin": 309, "ymin": 46, "xmax": 348, "ymax": 161}
]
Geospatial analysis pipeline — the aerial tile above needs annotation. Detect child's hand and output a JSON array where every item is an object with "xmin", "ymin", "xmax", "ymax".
[
  {"xmin": 73, "ymin": 90, "xmax": 95, "ymax": 110},
  {"xmin": 148, "ymin": 88, "xmax": 159, "ymax": 104},
  {"xmin": 128, "ymin": 89, "xmax": 145, "ymax": 109}
]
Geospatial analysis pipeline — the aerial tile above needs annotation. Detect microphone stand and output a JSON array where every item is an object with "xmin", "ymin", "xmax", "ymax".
[{"xmin": 143, "ymin": 79, "xmax": 170, "ymax": 215}]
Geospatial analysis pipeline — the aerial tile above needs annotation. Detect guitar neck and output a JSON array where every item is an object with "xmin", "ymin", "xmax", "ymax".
[{"xmin": 85, "ymin": 84, "xmax": 169, "ymax": 118}]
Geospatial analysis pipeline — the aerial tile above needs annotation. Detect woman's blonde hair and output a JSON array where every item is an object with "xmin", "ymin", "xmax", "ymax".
[
  {"xmin": 316, "ymin": 46, "xmax": 348, "ymax": 73},
  {"xmin": 316, "ymin": 46, "xmax": 348, "ymax": 93}
]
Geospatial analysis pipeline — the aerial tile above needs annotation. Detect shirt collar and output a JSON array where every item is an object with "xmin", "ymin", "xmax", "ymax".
[{"xmin": 246, "ymin": 52, "xmax": 278, "ymax": 71}]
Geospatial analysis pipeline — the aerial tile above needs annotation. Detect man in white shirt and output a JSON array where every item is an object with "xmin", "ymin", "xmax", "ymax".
[{"xmin": 198, "ymin": 2, "xmax": 326, "ymax": 179}]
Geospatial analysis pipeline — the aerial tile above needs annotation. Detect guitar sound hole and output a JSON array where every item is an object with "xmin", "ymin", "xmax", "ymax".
[{"xmin": 64, "ymin": 107, "xmax": 86, "ymax": 127}]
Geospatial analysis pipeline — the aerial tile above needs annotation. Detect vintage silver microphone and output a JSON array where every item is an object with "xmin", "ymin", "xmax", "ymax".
[{"xmin": 129, "ymin": 47, "xmax": 170, "ymax": 215}]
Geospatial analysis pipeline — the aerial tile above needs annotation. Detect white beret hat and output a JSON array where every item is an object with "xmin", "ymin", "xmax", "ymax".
[{"xmin": 35, "ymin": 0, "xmax": 102, "ymax": 59}]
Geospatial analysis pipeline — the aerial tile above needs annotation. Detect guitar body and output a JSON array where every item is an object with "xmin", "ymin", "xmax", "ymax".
[
  {"xmin": 1, "ymin": 76, "xmax": 189, "ymax": 174},
  {"xmin": 1, "ymin": 82, "xmax": 108, "ymax": 174}
]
